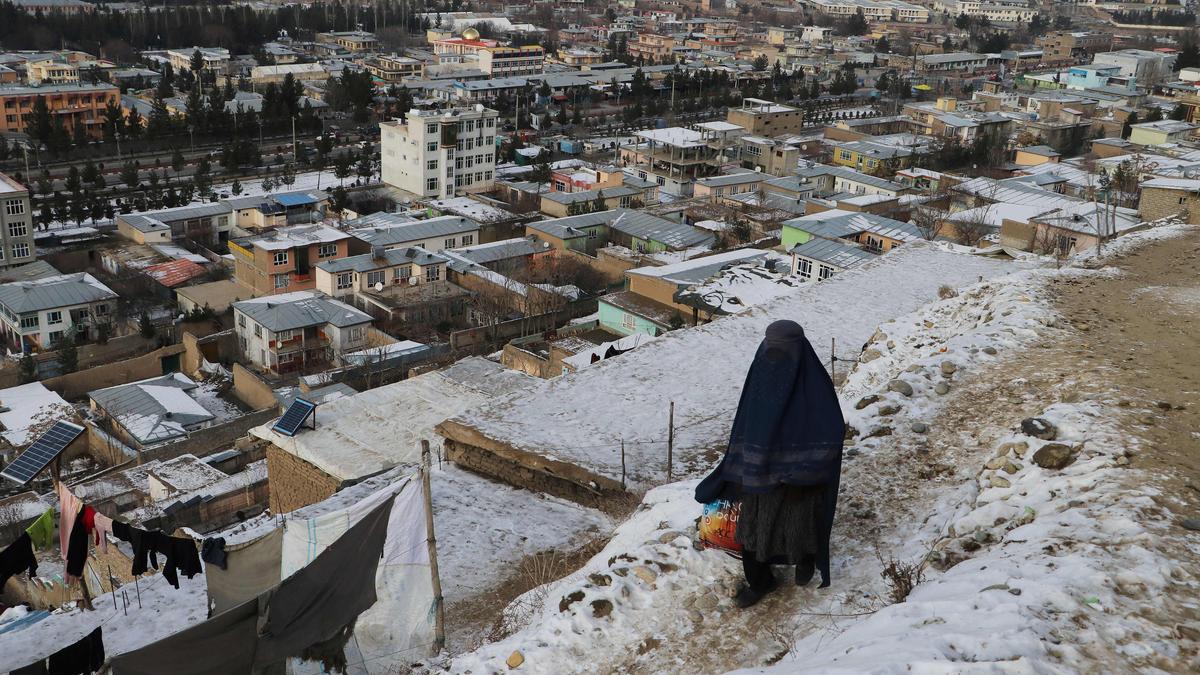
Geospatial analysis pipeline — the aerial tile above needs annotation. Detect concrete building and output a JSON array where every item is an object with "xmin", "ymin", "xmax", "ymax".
[
  {"xmin": 1139, "ymin": 177, "xmax": 1200, "ymax": 222},
  {"xmin": 790, "ymin": 237, "xmax": 876, "ymax": 282},
  {"xmin": 348, "ymin": 214, "xmax": 481, "ymax": 252},
  {"xmin": 1127, "ymin": 120, "xmax": 1197, "ymax": 146},
  {"xmin": 726, "ymin": 98, "xmax": 805, "ymax": 136},
  {"xmin": 249, "ymin": 63, "xmax": 329, "ymax": 86},
  {"xmin": 380, "ymin": 105, "xmax": 499, "ymax": 199},
  {"xmin": 0, "ymin": 272, "xmax": 117, "ymax": 351},
  {"xmin": 26, "ymin": 59, "xmax": 79, "ymax": 85},
  {"xmin": 166, "ymin": 47, "xmax": 231, "ymax": 74},
  {"xmin": 1092, "ymin": 50, "xmax": 1176, "ymax": 84},
  {"xmin": 316, "ymin": 31, "xmax": 379, "ymax": 53},
  {"xmin": 362, "ymin": 54, "xmax": 425, "ymax": 83},
  {"xmin": 620, "ymin": 127, "xmax": 721, "ymax": 197},
  {"xmin": 233, "ymin": 291, "xmax": 373, "ymax": 375},
  {"xmin": 0, "ymin": 174, "xmax": 35, "ymax": 270},
  {"xmin": 315, "ymin": 247, "xmax": 449, "ymax": 299},
  {"xmin": 0, "ymin": 82, "xmax": 119, "ymax": 138},
  {"xmin": 802, "ymin": 0, "xmax": 929, "ymax": 22},
  {"xmin": 937, "ymin": 0, "xmax": 1036, "ymax": 23},
  {"xmin": 432, "ymin": 29, "xmax": 545, "ymax": 77},
  {"xmin": 230, "ymin": 224, "xmax": 352, "ymax": 296}
]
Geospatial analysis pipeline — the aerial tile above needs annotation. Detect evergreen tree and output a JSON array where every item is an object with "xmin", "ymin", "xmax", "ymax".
[
  {"xmin": 171, "ymin": 148, "xmax": 186, "ymax": 180},
  {"xmin": 591, "ymin": 190, "xmax": 607, "ymax": 213},
  {"xmin": 846, "ymin": 9, "xmax": 868, "ymax": 35},
  {"xmin": 18, "ymin": 353, "xmax": 36, "ymax": 383},
  {"xmin": 65, "ymin": 167, "xmax": 81, "ymax": 195},
  {"xmin": 58, "ymin": 336, "xmax": 78, "ymax": 374},
  {"xmin": 139, "ymin": 311, "xmax": 155, "ymax": 338},
  {"xmin": 120, "ymin": 161, "xmax": 139, "ymax": 188},
  {"xmin": 26, "ymin": 96, "xmax": 53, "ymax": 147}
]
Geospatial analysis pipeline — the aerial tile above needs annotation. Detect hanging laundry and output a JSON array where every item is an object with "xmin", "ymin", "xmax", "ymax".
[
  {"xmin": 25, "ymin": 508, "xmax": 55, "ymax": 551},
  {"xmin": 204, "ymin": 529, "xmax": 282, "ymax": 616},
  {"xmin": 200, "ymin": 536, "xmax": 227, "ymax": 570},
  {"xmin": 109, "ymin": 495, "xmax": 395, "ymax": 675},
  {"xmin": 163, "ymin": 534, "xmax": 203, "ymax": 588},
  {"xmin": 9, "ymin": 659, "xmax": 47, "ymax": 675},
  {"xmin": 53, "ymin": 481, "xmax": 81, "ymax": 563},
  {"xmin": 117, "ymin": 524, "xmax": 201, "ymax": 588},
  {"xmin": 0, "ymin": 532, "xmax": 38, "ymax": 591},
  {"xmin": 46, "ymin": 626, "xmax": 105, "ymax": 675},
  {"xmin": 91, "ymin": 512, "xmax": 113, "ymax": 554},
  {"xmin": 64, "ymin": 508, "xmax": 90, "ymax": 581}
]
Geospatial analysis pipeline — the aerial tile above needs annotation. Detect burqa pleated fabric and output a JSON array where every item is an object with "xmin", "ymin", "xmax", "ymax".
[{"xmin": 696, "ymin": 319, "xmax": 845, "ymax": 584}]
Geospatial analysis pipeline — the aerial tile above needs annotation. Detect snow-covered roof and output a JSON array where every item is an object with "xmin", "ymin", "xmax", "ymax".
[
  {"xmin": 674, "ymin": 261, "xmax": 801, "ymax": 315},
  {"xmin": 627, "ymin": 248, "xmax": 785, "ymax": 286},
  {"xmin": 0, "ymin": 382, "xmax": 73, "ymax": 447},
  {"xmin": 250, "ymin": 357, "xmax": 536, "ymax": 481},
  {"xmin": 89, "ymin": 373, "xmax": 214, "ymax": 446},
  {"xmin": 232, "ymin": 224, "xmax": 348, "ymax": 252},
  {"xmin": 562, "ymin": 333, "xmax": 657, "ymax": 371},
  {"xmin": 233, "ymin": 291, "xmax": 372, "ymax": 332},
  {"xmin": 635, "ymin": 127, "xmax": 707, "ymax": 148},
  {"xmin": 790, "ymin": 237, "xmax": 877, "ymax": 269},
  {"xmin": 439, "ymin": 243, "xmax": 1031, "ymax": 490}
]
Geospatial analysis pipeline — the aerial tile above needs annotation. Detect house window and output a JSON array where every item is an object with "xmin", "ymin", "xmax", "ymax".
[
  {"xmin": 11, "ymin": 243, "xmax": 28, "ymax": 259},
  {"xmin": 336, "ymin": 272, "xmax": 353, "ymax": 290},
  {"xmin": 46, "ymin": 311, "xmax": 62, "ymax": 324},
  {"xmin": 95, "ymin": 303, "xmax": 108, "ymax": 316},
  {"xmin": 273, "ymin": 251, "xmax": 289, "ymax": 266},
  {"xmin": 395, "ymin": 265, "xmax": 412, "ymax": 281},
  {"xmin": 444, "ymin": 238, "xmax": 456, "ymax": 249},
  {"xmin": 554, "ymin": 181, "xmax": 566, "ymax": 192},
  {"xmin": 818, "ymin": 265, "xmax": 835, "ymax": 280},
  {"xmin": 238, "ymin": 314, "xmax": 246, "ymax": 327},
  {"xmin": 427, "ymin": 142, "xmax": 437, "ymax": 152},
  {"xmin": 254, "ymin": 324, "xmax": 262, "ymax": 337},
  {"xmin": 427, "ymin": 178, "xmax": 439, "ymax": 191},
  {"xmin": 621, "ymin": 312, "xmax": 636, "ymax": 330},
  {"xmin": 366, "ymin": 270, "xmax": 385, "ymax": 287},
  {"xmin": 839, "ymin": 150, "xmax": 852, "ymax": 161},
  {"xmin": 48, "ymin": 330, "xmax": 63, "ymax": 345},
  {"xmin": 797, "ymin": 258, "xmax": 812, "ymax": 279},
  {"xmin": 486, "ymin": 118, "xmax": 494, "ymax": 128},
  {"xmin": 456, "ymin": 157, "xmax": 463, "ymax": 169},
  {"xmin": 4, "ymin": 199, "xmax": 24, "ymax": 216},
  {"xmin": 276, "ymin": 329, "xmax": 293, "ymax": 341},
  {"xmin": 426, "ymin": 123, "xmax": 438, "ymax": 134},
  {"xmin": 425, "ymin": 265, "xmax": 441, "ymax": 282},
  {"xmin": 317, "ymin": 243, "xmax": 338, "ymax": 258},
  {"xmin": 278, "ymin": 352, "xmax": 295, "ymax": 364},
  {"xmin": 461, "ymin": 234, "xmax": 473, "ymax": 246},
  {"xmin": 273, "ymin": 273, "xmax": 289, "ymax": 289},
  {"xmin": 347, "ymin": 326, "xmax": 366, "ymax": 342},
  {"xmin": 427, "ymin": 159, "xmax": 439, "ymax": 170},
  {"xmin": 19, "ymin": 315, "xmax": 37, "ymax": 329}
]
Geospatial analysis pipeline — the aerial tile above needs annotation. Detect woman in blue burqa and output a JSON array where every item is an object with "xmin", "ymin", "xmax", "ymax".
[{"xmin": 695, "ymin": 319, "xmax": 845, "ymax": 608}]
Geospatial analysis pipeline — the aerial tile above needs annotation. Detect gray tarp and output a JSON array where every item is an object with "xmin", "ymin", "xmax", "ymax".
[
  {"xmin": 110, "ymin": 495, "xmax": 394, "ymax": 674},
  {"xmin": 205, "ymin": 528, "xmax": 284, "ymax": 617}
]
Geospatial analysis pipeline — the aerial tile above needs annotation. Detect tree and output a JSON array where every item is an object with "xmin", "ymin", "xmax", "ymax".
[
  {"xmin": 120, "ymin": 161, "xmax": 139, "ymax": 188},
  {"xmin": 231, "ymin": 178, "xmax": 243, "ymax": 195},
  {"xmin": 280, "ymin": 163, "xmax": 297, "ymax": 188},
  {"xmin": 845, "ymin": 9, "xmax": 868, "ymax": 36},
  {"xmin": 333, "ymin": 154, "xmax": 353, "ymax": 185},
  {"xmin": 330, "ymin": 186, "xmax": 349, "ymax": 222},
  {"xmin": 911, "ymin": 204, "xmax": 947, "ymax": 240},
  {"xmin": 753, "ymin": 54, "xmax": 770, "ymax": 71},
  {"xmin": 18, "ymin": 353, "xmax": 36, "ymax": 383},
  {"xmin": 57, "ymin": 336, "xmax": 78, "ymax": 374},
  {"xmin": 591, "ymin": 190, "xmax": 607, "ymax": 213},
  {"xmin": 171, "ymin": 148, "xmax": 186, "ymax": 180},
  {"xmin": 875, "ymin": 36, "xmax": 891, "ymax": 54},
  {"xmin": 355, "ymin": 155, "xmax": 373, "ymax": 182},
  {"xmin": 529, "ymin": 155, "xmax": 552, "ymax": 184},
  {"xmin": 1144, "ymin": 106, "xmax": 1164, "ymax": 123},
  {"xmin": 65, "ymin": 167, "xmax": 81, "ymax": 195},
  {"xmin": 26, "ymin": 96, "xmax": 53, "ymax": 147},
  {"xmin": 139, "ymin": 311, "xmax": 155, "ymax": 339}
]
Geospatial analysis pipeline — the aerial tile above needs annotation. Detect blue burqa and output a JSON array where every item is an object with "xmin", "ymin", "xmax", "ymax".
[{"xmin": 696, "ymin": 320, "xmax": 845, "ymax": 580}]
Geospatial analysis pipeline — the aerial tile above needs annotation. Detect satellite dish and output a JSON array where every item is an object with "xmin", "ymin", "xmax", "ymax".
[
  {"xmin": 408, "ymin": 276, "xmax": 418, "ymax": 285},
  {"xmin": 374, "ymin": 282, "xmax": 384, "ymax": 292},
  {"xmin": 543, "ymin": 241, "xmax": 550, "ymax": 248}
]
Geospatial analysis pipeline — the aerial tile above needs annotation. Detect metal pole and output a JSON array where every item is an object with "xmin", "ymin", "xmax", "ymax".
[
  {"xmin": 420, "ymin": 440, "xmax": 446, "ymax": 655},
  {"xmin": 831, "ymin": 337, "xmax": 836, "ymax": 385},
  {"xmin": 292, "ymin": 116, "xmax": 297, "ymax": 162},
  {"xmin": 620, "ymin": 439, "xmax": 626, "ymax": 490},
  {"xmin": 134, "ymin": 574, "xmax": 142, "ymax": 608},
  {"xmin": 667, "ymin": 401, "xmax": 674, "ymax": 481}
]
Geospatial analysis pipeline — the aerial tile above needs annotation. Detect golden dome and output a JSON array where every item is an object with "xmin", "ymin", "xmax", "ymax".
[{"xmin": 462, "ymin": 27, "xmax": 480, "ymax": 40}]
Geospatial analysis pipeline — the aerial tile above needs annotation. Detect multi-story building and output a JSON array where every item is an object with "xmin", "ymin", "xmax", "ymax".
[
  {"xmin": 0, "ymin": 174, "xmax": 35, "ymax": 270},
  {"xmin": 620, "ymin": 127, "xmax": 722, "ymax": 197},
  {"xmin": 233, "ymin": 291, "xmax": 373, "ymax": 375},
  {"xmin": 316, "ymin": 31, "xmax": 379, "ymax": 53},
  {"xmin": 0, "ymin": 272, "xmax": 117, "ymax": 351},
  {"xmin": 1037, "ymin": 31, "xmax": 1113, "ymax": 65},
  {"xmin": 166, "ymin": 47, "xmax": 231, "ymax": 74},
  {"xmin": 936, "ymin": 0, "xmax": 1036, "ymax": 23},
  {"xmin": 726, "ymin": 98, "xmax": 805, "ymax": 136},
  {"xmin": 553, "ymin": 47, "xmax": 606, "ymax": 68},
  {"xmin": 627, "ymin": 33, "xmax": 678, "ymax": 63},
  {"xmin": 10, "ymin": 0, "xmax": 94, "ymax": 15},
  {"xmin": 803, "ymin": 0, "xmax": 929, "ymax": 23},
  {"xmin": 26, "ymin": 59, "xmax": 79, "ymax": 85},
  {"xmin": 315, "ymin": 246, "xmax": 449, "ymax": 299},
  {"xmin": 362, "ymin": 54, "xmax": 425, "ymax": 83},
  {"xmin": 348, "ymin": 214, "xmax": 481, "ymax": 252},
  {"xmin": 1092, "ymin": 49, "xmax": 1177, "ymax": 84},
  {"xmin": 0, "ymin": 82, "xmax": 119, "ymax": 138},
  {"xmin": 380, "ymin": 105, "xmax": 499, "ymax": 199},
  {"xmin": 432, "ymin": 29, "xmax": 544, "ymax": 77},
  {"xmin": 248, "ymin": 63, "xmax": 329, "ymax": 86},
  {"xmin": 230, "ymin": 224, "xmax": 351, "ymax": 296}
]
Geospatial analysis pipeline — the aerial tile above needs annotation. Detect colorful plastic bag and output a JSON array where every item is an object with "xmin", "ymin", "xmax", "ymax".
[{"xmin": 698, "ymin": 499, "xmax": 742, "ymax": 557}]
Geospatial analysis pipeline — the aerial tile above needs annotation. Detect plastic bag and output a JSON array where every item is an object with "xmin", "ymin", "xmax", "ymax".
[{"xmin": 698, "ymin": 499, "xmax": 742, "ymax": 557}]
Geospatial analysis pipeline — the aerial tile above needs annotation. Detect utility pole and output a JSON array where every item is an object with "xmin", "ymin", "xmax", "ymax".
[
  {"xmin": 420, "ymin": 440, "xmax": 446, "ymax": 655},
  {"xmin": 292, "ymin": 115, "xmax": 297, "ymax": 162},
  {"xmin": 667, "ymin": 401, "xmax": 674, "ymax": 480}
]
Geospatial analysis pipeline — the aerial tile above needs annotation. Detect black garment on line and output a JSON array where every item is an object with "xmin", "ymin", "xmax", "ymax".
[
  {"xmin": 122, "ymin": 525, "xmax": 202, "ymax": 588},
  {"xmin": 0, "ymin": 532, "xmax": 38, "ymax": 590},
  {"xmin": 10, "ymin": 659, "xmax": 47, "ymax": 675},
  {"xmin": 46, "ymin": 626, "xmax": 105, "ymax": 675},
  {"xmin": 65, "ymin": 512, "xmax": 90, "ymax": 578},
  {"xmin": 201, "ymin": 536, "xmax": 227, "ymax": 570}
]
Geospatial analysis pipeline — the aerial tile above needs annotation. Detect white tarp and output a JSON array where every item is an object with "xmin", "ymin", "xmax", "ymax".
[{"xmin": 282, "ymin": 475, "xmax": 437, "ymax": 671}]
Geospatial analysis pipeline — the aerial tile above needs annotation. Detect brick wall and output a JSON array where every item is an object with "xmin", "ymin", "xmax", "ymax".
[
  {"xmin": 266, "ymin": 444, "xmax": 343, "ymax": 513},
  {"xmin": 145, "ymin": 408, "xmax": 279, "ymax": 465},
  {"xmin": 500, "ymin": 343, "xmax": 549, "ymax": 378},
  {"xmin": 42, "ymin": 343, "xmax": 186, "ymax": 400},
  {"xmin": 232, "ymin": 362, "xmax": 281, "ymax": 411},
  {"xmin": 1139, "ymin": 186, "xmax": 1195, "ymax": 223}
]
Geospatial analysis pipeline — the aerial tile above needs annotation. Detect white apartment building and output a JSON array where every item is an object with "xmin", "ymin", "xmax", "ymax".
[
  {"xmin": 166, "ymin": 47, "xmax": 231, "ymax": 74},
  {"xmin": 315, "ymin": 247, "xmax": 449, "ymax": 299},
  {"xmin": 0, "ymin": 273, "xmax": 117, "ymax": 351},
  {"xmin": 936, "ymin": 0, "xmax": 1037, "ymax": 23},
  {"xmin": 0, "ymin": 174, "xmax": 35, "ymax": 270},
  {"xmin": 803, "ymin": 0, "xmax": 930, "ymax": 23},
  {"xmin": 431, "ymin": 30, "xmax": 545, "ymax": 77},
  {"xmin": 1092, "ymin": 49, "xmax": 1177, "ymax": 83},
  {"xmin": 381, "ymin": 105, "xmax": 499, "ymax": 199},
  {"xmin": 233, "ymin": 291, "xmax": 373, "ymax": 375}
]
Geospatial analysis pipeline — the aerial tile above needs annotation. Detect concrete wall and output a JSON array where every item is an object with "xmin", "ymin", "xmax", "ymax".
[
  {"xmin": 145, "ymin": 408, "xmax": 279, "ymax": 465},
  {"xmin": 232, "ymin": 362, "xmax": 281, "ymax": 411},
  {"xmin": 450, "ymin": 298, "xmax": 598, "ymax": 350},
  {"xmin": 266, "ymin": 444, "xmax": 343, "ymax": 514},
  {"xmin": 181, "ymin": 329, "xmax": 238, "ymax": 377},
  {"xmin": 42, "ymin": 343, "xmax": 186, "ymax": 400}
]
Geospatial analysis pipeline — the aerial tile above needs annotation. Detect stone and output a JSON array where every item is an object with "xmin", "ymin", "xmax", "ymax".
[
  {"xmin": 694, "ymin": 593, "xmax": 719, "ymax": 611},
  {"xmin": 999, "ymin": 441, "xmax": 1029, "ymax": 458},
  {"xmin": 1177, "ymin": 623, "xmax": 1200, "ymax": 641},
  {"xmin": 935, "ymin": 382, "xmax": 951, "ymax": 395},
  {"xmin": 507, "ymin": 651, "xmax": 525, "ymax": 669},
  {"xmin": 982, "ymin": 346, "xmax": 998, "ymax": 355},
  {"xmin": 855, "ymin": 395, "xmax": 880, "ymax": 410},
  {"xmin": 911, "ymin": 422, "xmax": 929, "ymax": 434},
  {"xmin": 637, "ymin": 637, "xmax": 661, "ymax": 655},
  {"xmin": 980, "ymin": 583, "xmax": 1009, "ymax": 593},
  {"xmin": 559, "ymin": 590, "xmax": 585, "ymax": 612},
  {"xmin": 991, "ymin": 476, "xmax": 1011, "ymax": 488},
  {"xmin": 985, "ymin": 456, "xmax": 1007, "ymax": 470},
  {"xmin": 865, "ymin": 426, "xmax": 894, "ymax": 439},
  {"xmin": 631, "ymin": 566, "xmax": 658, "ymax": 583},
  {"xmin": 888, "ymin": 379, "xmax": 914, "ymax": 397},
  {"xmin": 591, "ymin": 599, "xmax": 614, "ymax": 618},
  {"xmin": 861, "ymin": 348, "xmax": 883, "ymax": 363},
  {"xmin": 1020, "ymin": 417, "xmax": 1057, "ymax": 440},
  {"xmin": 658, "ymin": 531, "xmax": 684, "ymax": 544},
  {"xmin": 1008, "ymin": 587, "xmax": 1023, "ymax": 596},
  {"xmin": 588, "ymin": 573, "xmax": 612, "ymax": 587},
  {"xmin": 845, "ymin": 448, "xmax": 861, "ymax": 458},
  {"xmin": 940, "ymin": 361, "xmax": 958, "ymax": 376},
  {"xmin": 1157, "ymin": 401, "xmax": 1174, "ymax": 411},
  {"xmin": 1032, "ymin": 443, "xmax": 1075, "ymax": 470},
  {"xmin": 1115, "ymin": 456, "xmax": 1130, "ymax": 466},
  {"xmin": 845, "ymin": 425, "xmax": 859, "ymax": 440},
  {"xmin": 879, "ymin": 404, "xmax": 902, "ymax": 416},
  {"xmin": 1002, "ymin": 461, "xmax": 1021, "ymax": 475},
  {"xmin": 1181, "ymin": 519, "xmax": 1200, "ymax": 532},
  {"xmin": 905, "ymin": 364, "xmax": 923, "ymax": 373}
]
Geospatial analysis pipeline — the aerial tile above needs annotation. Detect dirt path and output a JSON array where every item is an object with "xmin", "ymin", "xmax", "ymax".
[{"xmin": 604, "ymin": 229, "xmax": 1200, "ymax": 674}]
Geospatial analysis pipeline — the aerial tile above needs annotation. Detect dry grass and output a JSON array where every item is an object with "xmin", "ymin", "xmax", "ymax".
[
  {"xmin": 938, "ymin": 284, "xmax": 959, "ymax": 300},
  {"xmin": 878, "ymin": 553, "xmax": 927, "ymax": 604}
]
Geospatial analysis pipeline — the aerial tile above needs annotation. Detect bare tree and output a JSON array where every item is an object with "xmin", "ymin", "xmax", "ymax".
[
  {"xmin": 953, "ymin": 218, "xmax": 992, "ymax": 247},
  {"xmin": 910, "ymin": 203, "xmax": 947, "ymax": 241},
  {"xmin": 1031, "ymin": 225, "xmax": 1071, "ymax": 268}
]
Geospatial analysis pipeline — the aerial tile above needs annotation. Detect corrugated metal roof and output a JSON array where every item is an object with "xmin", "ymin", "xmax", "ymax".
[
  {"xmin": 449, "ymin": 237, "xmax": 545, "ymax": 266},
  {"xmin": 145, "ymin": 259, "xmax": 207, "ymax": 288},
  {"xmin": 790, "ymin": 238, "xmax": 877, "ymax": 269},
  {"xmin": 350, "ymin": 215, "xmax": 480, "ymax": 247},
  {"xmin": 0, "ymin": 273, "xmax": 116, "ymax": 314},
  {"xmin": 89, "ymin": 373, "xmax": 213, "ymax": 446},
  {"xmin": 233, "ymin": 291, "xmax": 372, "ymax": 332},
  {"xmin": 317, "ymin": 247, "xmax": 445, "ymax": 273}
]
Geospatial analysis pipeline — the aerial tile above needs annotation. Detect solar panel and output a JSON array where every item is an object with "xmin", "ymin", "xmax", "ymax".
[
  {"xmin": 272, "ymin": 398, "xmax": 316, "ymax": 437},
  {"xmin": 1, "ymin": 420, "xmax": 85, "ymax": 485}
]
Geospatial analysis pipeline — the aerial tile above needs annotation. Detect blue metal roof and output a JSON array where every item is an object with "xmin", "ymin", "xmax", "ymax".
[{"xmin": 275, "ymin": 192, "xmax": 323, "ymax": 207}]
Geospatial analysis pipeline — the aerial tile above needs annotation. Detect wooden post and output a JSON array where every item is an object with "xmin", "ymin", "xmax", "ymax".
[
  {"xmin": 667, "ymin": 401, "xmax": 674, "ymax": 481},
  {"xmin": 620, "ymin": 439, "xmax": 626, "ymax": 490},
  {"xmin": 420, "ymin": 440, "xmax": 446, "ymax": 655},
  {"xmin": 831, "ymin": 337, "xmax": 837, "ymax": 386}
]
